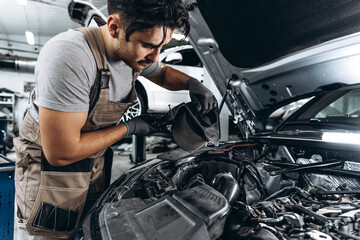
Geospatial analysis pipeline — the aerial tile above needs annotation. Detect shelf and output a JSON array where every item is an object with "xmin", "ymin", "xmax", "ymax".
[
  {"xmin": 0, "ymin": 93, "xmax": 15, "ymax": 130},
  {"xmin": 0, "ymin": 94, "xmax": 14, "ymax": 105},
  {"xmin": 0, "ymin": 102, "xmax": 14, "ymax": 105}
]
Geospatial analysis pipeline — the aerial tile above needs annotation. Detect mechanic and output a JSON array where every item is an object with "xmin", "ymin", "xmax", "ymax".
[{"xmin": 13, "ymin": 0, "xmax": 217, "ymax": 239}]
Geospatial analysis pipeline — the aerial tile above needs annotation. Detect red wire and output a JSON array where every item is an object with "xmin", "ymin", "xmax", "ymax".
[{"xmin": 212, "ymin": 143, "xmax": 256, "ymax": 152}]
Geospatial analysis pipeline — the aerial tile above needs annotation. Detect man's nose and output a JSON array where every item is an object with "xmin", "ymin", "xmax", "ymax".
[{"xmin": 147, "ymin": 47, "xmax": 161, "ymax": 63}]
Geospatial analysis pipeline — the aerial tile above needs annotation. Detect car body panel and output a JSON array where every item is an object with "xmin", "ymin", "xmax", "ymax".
[{"xmin": 186, "ymin": 0, "xmax": 360, "ymax": 136}]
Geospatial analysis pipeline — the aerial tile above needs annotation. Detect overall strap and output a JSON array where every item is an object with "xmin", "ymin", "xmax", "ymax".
[{"xmin": 77, "ymin": 27, "xmax": 111, "ymax": 111}]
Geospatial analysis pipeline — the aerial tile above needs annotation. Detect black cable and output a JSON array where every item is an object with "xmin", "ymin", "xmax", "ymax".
[
  {"xmin": 252, "ymin": 145, "xmax": 272, "ymax": 164},
  {"xmin": 218, "ymin": 90, "xmax": 228, "ymax": 113},
  {"xmin": 232, "ymin": 150, "xmax": 254, "ymax": 162},
  {"xmin": 263, "ymin": 186, "xmax": 302, "ymax": 201},
  {"xmin": 270, "ymin": 160, "xmax": 342, "ymax": 176},
  {"xmin": 199, "ymin": 156, "xmax": 244, "ymax": 168}
]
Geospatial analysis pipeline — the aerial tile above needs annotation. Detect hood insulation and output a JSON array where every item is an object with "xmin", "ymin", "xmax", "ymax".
[{"xmin": 197, "ymin": 0, "xmax": 360, "ymax": 68}]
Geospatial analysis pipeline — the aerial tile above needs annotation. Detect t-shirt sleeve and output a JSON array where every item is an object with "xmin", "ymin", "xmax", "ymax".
[
  {"xmin": 140, "ymin": 61, "xmax": 161, "ymax": 78},
  {"xmin": 34, "ymin": 39, "xmax": 96, "ymax": 112}
]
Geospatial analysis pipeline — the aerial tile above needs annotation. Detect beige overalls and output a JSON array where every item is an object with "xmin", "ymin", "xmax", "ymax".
[{"xmin": 13, "ymin": 27, "xmax": 138, "ymax": 239}]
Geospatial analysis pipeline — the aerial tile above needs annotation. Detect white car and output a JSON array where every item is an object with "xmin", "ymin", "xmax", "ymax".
[{"xmin": 137, "ymin": 45, "xmax": 203, "ymax": 113}]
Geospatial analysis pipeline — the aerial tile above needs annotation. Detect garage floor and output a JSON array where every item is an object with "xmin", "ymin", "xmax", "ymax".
[{"xmin": 7, "ymin": 137, "xmax": 169, "ymax": 240}]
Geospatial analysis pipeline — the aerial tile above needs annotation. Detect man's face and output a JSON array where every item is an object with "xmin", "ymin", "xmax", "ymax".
[{"xmin": 112, "ymin": 24, "xmax": 174, "ymax": 71}]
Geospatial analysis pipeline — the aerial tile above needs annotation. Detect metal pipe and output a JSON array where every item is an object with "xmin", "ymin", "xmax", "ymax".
[{"xmin": 0, "ymin": 58, "xmax": 36, "ymax": 73}]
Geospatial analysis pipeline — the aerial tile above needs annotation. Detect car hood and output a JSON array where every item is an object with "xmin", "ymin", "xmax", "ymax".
[{"xmin": 186, "ymin": 0, "xmax": 360, "ymax": 137}]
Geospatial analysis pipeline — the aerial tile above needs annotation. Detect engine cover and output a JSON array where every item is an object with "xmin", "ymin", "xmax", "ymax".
[{"xmin": 97, "ymin": 184, "xmax": 229, "ymax": 240}]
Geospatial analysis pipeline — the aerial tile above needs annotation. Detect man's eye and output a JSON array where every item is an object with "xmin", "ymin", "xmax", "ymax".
[{"xmin": 144, "ymin": 44, "xmax": 154, "ymax": 50}]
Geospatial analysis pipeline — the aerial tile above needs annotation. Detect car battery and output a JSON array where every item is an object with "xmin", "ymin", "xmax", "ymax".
[{"xmin": 0, "ymin": 154, "xmax": 15, "ymax": 240}]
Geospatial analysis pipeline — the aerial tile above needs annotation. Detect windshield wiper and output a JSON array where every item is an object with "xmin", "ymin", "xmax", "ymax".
[
  {"xmin": 283, "ymin": 120, "xmax": 360, "ymax": 130},
  {"xmin": 308, "ymin": 118, "xmax": 360, "ymax": 130}
]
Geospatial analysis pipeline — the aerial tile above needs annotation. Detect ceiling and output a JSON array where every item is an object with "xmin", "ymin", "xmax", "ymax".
[{"xmin": 0, "ymin": 0, "xmax": 107, "ymax": 60}]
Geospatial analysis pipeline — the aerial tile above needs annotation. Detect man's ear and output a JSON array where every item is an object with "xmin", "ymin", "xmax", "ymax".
[{"xmin": 107, "ymin": 14, "xmax": 120, "ymax": 38}]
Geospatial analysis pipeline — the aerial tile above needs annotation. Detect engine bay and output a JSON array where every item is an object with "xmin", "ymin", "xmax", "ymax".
[{"xmin": 75, "ymin": 141, "xmax": 360, "ymax": 240}]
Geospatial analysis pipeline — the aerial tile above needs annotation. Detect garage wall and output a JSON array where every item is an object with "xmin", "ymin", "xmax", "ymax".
[{"xmin": 0, "ymin": 70, "xmax": 35, "ymax": 94}]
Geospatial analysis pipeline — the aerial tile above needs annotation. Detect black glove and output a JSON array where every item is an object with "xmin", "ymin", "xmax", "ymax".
[
  {"xmin": 187, "ymin": 77, "xmax": 218, "ymax": 115},
  {"xmin": 125, "ymin": 114, "xmax": 164, "ymax": 136}
]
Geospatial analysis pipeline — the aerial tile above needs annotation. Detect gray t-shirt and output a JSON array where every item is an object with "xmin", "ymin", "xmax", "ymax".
[{"xmin": 29, "ymin": 28, "xmax": 161, "ymax": 122}]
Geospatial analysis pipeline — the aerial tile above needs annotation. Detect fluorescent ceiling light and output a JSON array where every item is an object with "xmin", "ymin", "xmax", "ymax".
[
  {"xmin": 322, "ymin": 132, "xmax": 360, "ymax": 145},
  {"xmin": 18, "ymin": 0, "xmax": 27, "ymax": 5},
  {"xmin": 25, "ymin": 31, "xmax": 35, "ymax": 45}
]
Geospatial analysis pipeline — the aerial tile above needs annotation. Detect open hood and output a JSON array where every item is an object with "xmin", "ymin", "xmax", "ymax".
[{"xmin": 185, "ymin": 0, "xmax": 360, "ymax": 137}]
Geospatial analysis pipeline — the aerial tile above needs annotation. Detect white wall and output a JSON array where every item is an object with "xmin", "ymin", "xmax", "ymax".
[{"xmin": 0, "ymin": 70, "xmax": 35, "ymax": 94}]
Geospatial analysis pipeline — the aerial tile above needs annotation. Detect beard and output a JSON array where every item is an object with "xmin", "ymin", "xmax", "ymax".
[
  {"xmin": 112, "ymin": 41, "xmax": 153, "ymax": 71},
  {"xmin": 123, "ymin": 58, "xmax": 153, "ymax": 71}
]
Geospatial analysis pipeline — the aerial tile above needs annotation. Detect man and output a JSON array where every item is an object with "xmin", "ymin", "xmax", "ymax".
[{"xmin": 14, "ymin": 0, "xmax": 217, "ymax": 239}]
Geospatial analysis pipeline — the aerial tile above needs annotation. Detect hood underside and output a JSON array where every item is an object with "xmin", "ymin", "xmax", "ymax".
[
  {"xmin": 186, "ymin": 0, "xmax": 360, "ymax": 136},
  {"xmin": 195, "ymin": 0, "xmax": 360, "ymax": 68}
]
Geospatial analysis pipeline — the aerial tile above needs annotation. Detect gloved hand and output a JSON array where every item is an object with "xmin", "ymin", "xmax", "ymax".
[
  {"xmin": 125, "ymin": 114, "xmax": 164, "ymax": 136},
  {"xmin": 187, "ymin": 77, "xmax": 218, "ymax": 115}
]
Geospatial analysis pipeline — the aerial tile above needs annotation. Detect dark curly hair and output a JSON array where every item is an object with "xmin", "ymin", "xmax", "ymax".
[{"xmin": 107, "ymin": 0, "xmax": 190, "ymax": 42}]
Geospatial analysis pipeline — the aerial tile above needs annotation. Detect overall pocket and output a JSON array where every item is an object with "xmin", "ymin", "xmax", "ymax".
[
  {"xmin": 91, "ymin": 110, "xmax": 124, "ymax": 125},
  {"xmin": 91, "ymin": 100, "xmax": 132, "ymax": 124},
  {"xmin": 13, "ymin": 137, "xmax": 42, "ymax": 220},
  {"xmin": 26, "ymin": 153, "xmax": 93, "ymax": 238}
]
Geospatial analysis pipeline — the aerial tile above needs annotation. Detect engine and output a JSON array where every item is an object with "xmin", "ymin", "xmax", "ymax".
[{"xmin": 72, "ymin": 142, "xmax": 360, "ymax": 240}]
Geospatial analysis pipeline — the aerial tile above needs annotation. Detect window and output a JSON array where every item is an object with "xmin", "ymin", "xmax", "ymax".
[{"xmin": 315, "ymin": 89, "xmax": 360, "ymax": 118}]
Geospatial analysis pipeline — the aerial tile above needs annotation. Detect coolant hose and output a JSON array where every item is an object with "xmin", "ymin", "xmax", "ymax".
[{"xmin": 212, "ymin": 172, "xmax": 240, "ymax": 204}]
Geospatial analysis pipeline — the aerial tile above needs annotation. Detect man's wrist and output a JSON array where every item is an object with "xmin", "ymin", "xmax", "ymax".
[
  {"xmin": 123, "ymin": 122, "xmax": 130, "ymax": 137},
  {"xmin": 186, "ymin": 77, "xmax": 197, "ymax": 90}
]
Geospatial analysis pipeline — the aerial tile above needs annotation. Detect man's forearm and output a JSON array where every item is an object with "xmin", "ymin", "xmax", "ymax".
[
  {"xmin": 39, "ymin": 107, "xmax": 131, "ymax": 166},
  {"xmin": 41, "ymin": 114, "xmax": 128, "ymax": 166},
  {"xmin": 149, "ymin": 65, "xmax": 190, "ymax": 90}
]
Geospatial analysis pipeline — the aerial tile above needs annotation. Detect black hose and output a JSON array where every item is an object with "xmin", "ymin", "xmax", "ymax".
[
  {"xmin": 243, "ymin": 167, "xmax": 266, "ymax": 198},
  {"xmin": 288, "ymin": 228, "xmax": 306, "ymax": 235},
  {"xmin": 237, "ymin": 159, "xmax": 270, "ymax": 195},
  {"xmin": 195, "ymin": 156, "xmax": 245, "ymax": 186},
  {"xmin": 270, "ymin": 160, "xmax": 342, "ymax": 176}
]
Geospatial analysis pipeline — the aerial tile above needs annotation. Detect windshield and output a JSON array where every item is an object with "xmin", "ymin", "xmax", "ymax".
[
  {"xmin": 314, "ymin": 89, "xmax": 360, "ymax": 118},
  {"xmin": 281, "ymin": 89, "xmax": 360, "ymax": 130}
]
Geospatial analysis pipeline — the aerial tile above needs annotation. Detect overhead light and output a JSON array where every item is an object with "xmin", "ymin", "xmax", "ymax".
[
  {"xmin": 18, "ymin": 0, "xmax": 27, "ymax": 5},
  {"xmin": 25, "ymin": 31, "xmax": 35, "ymax": 45}
]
